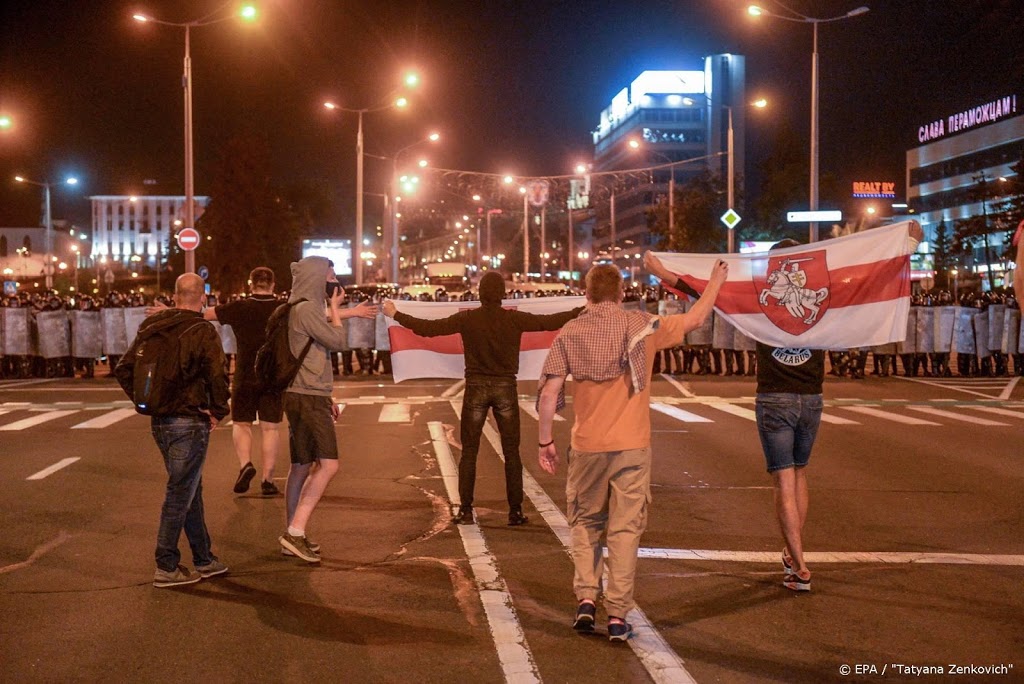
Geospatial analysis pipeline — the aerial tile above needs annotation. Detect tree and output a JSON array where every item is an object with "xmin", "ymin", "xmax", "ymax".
[
  {"xmin": 932, "ymin": 219, "xmax": 954, "ymax": 288},
  {"xmin": 197, "ymin": 132, "xmax": 303, "ymax": 295},
  {"xmin": 752, "ymin": 124, "xmax": 807, "ymax": 243},
  {"xmin": 648, "ymin": 171, "xmax": 726, "ymax": 253},
  {"xmin": 953, "ymin": 173, "xmax": 1009, "ymax": 290}
]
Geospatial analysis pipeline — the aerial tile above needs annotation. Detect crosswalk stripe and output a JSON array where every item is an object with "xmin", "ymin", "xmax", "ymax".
[
  {"xmin": 651, "ymin": 402, "xmax": 713, "ymax": 423},
  {"xmin": 26, "ymin": 457, "xmax": 81, "ymax": 481},
  {"xmin": 71, "ymin": 408, "xmax": 139, "ymax": 429},
  {"xmin": 519, "ymin": 400, "xmax": 565, "ymax": 422},
  {"xmin": 905, "ymin": 405, "xmax": 1009, "ymax": 426},
  {"xmin": 838, "ymin": 405, "xmax": 940, "ymax": 425},
  {"xmin": 966, "ymin": 406, "xmax": 1024, "ymax": 420},
  {"xmin": 707, "ymin": 402, "xmax": 757, "ymax": 421},
  {"xmin": 0, "ymin": 410, "xmax": 80, "ymax": 431},
  {"xmin": 378, "ymin": 403, "xmax": 411, "ymax": 423}
]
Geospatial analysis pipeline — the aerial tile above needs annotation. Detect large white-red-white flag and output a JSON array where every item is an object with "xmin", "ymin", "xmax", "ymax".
[
  {"xmin": 387, "ymin": 297, "xmax": 585, "ymax": 382},
  {"xmin": 656, "ymin": 221, "xmax": 920, "ymax": 348}
]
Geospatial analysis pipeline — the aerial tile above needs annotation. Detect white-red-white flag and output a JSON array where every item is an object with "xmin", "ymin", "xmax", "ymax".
[
  {"xmin": 387, "ymin": 297, "xmax": 585, "ymax": 382},
  {"xmin": 655, "ymin": 221, "xmax": 920, "ymax": 348}
]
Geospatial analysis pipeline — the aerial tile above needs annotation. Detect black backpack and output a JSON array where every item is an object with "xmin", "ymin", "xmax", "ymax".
[
  {"xmin": 131, "ymin": 320, "xmax": 209, "ymax": 415},
  {"xmin": 254, "ymin": 300, "xmax": 314, "ymax": 393}
]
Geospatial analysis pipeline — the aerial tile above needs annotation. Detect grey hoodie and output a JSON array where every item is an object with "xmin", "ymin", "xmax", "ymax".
[{"xmin": 287, "ymin": 256, "xmax": 347, "ymax": 396}]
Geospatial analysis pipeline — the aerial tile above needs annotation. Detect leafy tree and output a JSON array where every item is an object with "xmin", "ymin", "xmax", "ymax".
[
  {"xmin": 932, "ymin": 219, "xmax": 954, "ymax": 288},
  {"xmin": 752, "ymin": 124, "xmax": 807, "ymax": 243},
  {"xmin": 952, "ymin": 173, "xmax": 1004, "ymax": 290},
  {"xmin": 649, "ymin": 171, "xmax": 726, "ymax": 253},
  {"xmin": 197, "ymin": 132, "xmax": 303, "ymax": 295}
]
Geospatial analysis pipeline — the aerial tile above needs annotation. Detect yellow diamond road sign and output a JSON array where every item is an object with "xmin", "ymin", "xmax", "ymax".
[{"xmin": 720, "ymin": 209, "xmax": 741, "ymax": 229}]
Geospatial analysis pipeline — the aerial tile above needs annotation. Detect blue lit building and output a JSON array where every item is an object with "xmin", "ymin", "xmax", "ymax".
[{"xmin": 589, "ymin": 55, "xmax": 746, "ymax": 260}]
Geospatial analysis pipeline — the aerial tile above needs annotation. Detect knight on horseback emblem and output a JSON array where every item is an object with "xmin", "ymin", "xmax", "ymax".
[{"xmin": 757, "ymin": 252, "xmax": 831, "ymax": 332}]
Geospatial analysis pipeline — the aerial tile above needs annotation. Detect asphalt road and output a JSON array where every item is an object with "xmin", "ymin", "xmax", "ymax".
[{"xmin": 1, "ymin": 370, "xmax": 1022, "ymax": 683}]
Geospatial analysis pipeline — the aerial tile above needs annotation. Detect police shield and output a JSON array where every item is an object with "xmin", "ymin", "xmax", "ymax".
[
  {"xmin": 375, "ymin": 314, "xmax": 390, "ymax": 352},
  {"xmin": 686, "ymin": 308, "xmax": 713, "ymax": 346},
  {"xmin": 733, "ymin": 327, "xmax": 757, "ymax": 352},
  {"xmin": 347, "ymin": 304, "xmax": 374, "ymax": 348},
  {"xmin": 973, "ymin": 313, "xmax": 990, "ymax": 358},
  {"xmin": 934, "ymin": 306, "xmax": 957, "ymax": 354},
  {"xmin": 3, "ymin": 308, "xmax": 32, "ymax": 356},
  {"xmin": 101, "ymin": 308, "xmax": 128, "ymax": 356},
  {"xmin": 216, "ymin": 323, "xmax": 238, "ymax": 355},
  {"xmin": 914, "ymin": 307, "xmax": 935, "ymax": 354},
  {"xmin": 124, "ymin": 307, "xmax": 148, "ymax": 346},
  {"xmin": 37, "ymin": 310, "xmax": 71, "ymax": 359},
  {"xmin": 70, "ymin": 310, "xmax": 103, "ymax": 359},
  {"xmin": 1003, "ymin": 308, "xmax": 1020, "ymax": 355},
  {"xmin": 952, "ymin": 308, "xmax": 977, "ymax": 354},
  {"xmin": 897, "ymin": 307, "xmax": 918, "ymax": 354},
  {"xmin": 712, "ymin": 313, "xmax": 736, "ymax": 350},
  {"xmin": 987, "ymin": 304, "xmax": 1005, "ymax": 351}
]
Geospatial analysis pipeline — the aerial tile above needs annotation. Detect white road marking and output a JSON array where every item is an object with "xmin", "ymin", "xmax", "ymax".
[
  {"xmin": 0, "ymin": 409, "xmax": 79, "ymax": 431},
  {"xmin": 651, "ymin": 403, "xmax": 713, "ymax": 423},
  {"xmin": 519, "ymin": 399, "xmax": 565, "ymax": 422},
  {"xmin": 818, "ymin": 412, "xmax": 860, "ymax": 425},
  {"xmin": 706, "ymin": 402, "xmax": 757, "ymax": 421},
  {"xmin": 837, "ymin": 405, "xmax": 940, "ymax": 425},
  {"xmin": 967, "ymin": 406, "xmax": 1024, "ymax": 420},
  {"xmin": 636, "ymin": 548, "xmax": 1024, "ymax": 565},
  {"xmin": 905, "ymin": 405, "xmax": 1008, "ymax": 426},
  {"xmin": 71, "ymin": 408, "xmax": 138, "ymax": 429},
  {"xmin": 26, "ymin": 457, "xmax": 80, "ymax": 481},
  {"xmin": 441, "ymin": 379, "xmax": 466, "ymax": 397},
  {"xmin": 0, "ymin": 379, "xmax": 56, "ymax": 388},
  {"xmin": 378, "ymin": 403, "xmax": 411, "ymax": 423},
  {"xmin": 999, "ymin": 376, "xmax": 1020, "ymax": 400},
  {"xmin": 892, "ymin": 375, "xmax": 1018, "ymax": 400},
  {"xmin": 427, "ymin": 421, "xmax": 541, "ymax": 684},
  {"xmin": 462, "ymin": 403, "xmax": 697, "ymax": 684},
  {"xmin": 659, "ymin": 373, "xmax": 696, "ymax": 398}
]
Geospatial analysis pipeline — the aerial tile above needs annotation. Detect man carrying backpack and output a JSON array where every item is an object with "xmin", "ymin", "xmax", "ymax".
[
  {"xmin": 115, "ymin": 273, "xmax": 231, "ymax": 588},
  {"xmin": 278, "ymin": 256, "xmax": 378, "ymax": 563}
]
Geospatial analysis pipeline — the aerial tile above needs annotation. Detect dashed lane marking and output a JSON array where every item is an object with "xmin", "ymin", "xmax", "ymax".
[
  {"xmin": 378, "ymin": 402, "xmax": 411, "ymax": 423},
  {"xmin": 651, "ymin": 402, "xmax": 713, "ymax": 423},
  {"xmin": 837, "ymin": 405, "xmax": 941, "ymax": 425},
  {"xmin": 636, "ymin": 548, "xmax": 1024, "ymax": 566},
  {"xmin": 26, "ymin": 457, "xmax": 80, "ymax": 480},
  {"xmin": 427, "ymin": 421, "xmax": 541, "ymax": 684},
  {"xmin": 967, "ymin": 406, "xmax": 1024, "ymax": 419},
  {"xmin": 71, "ymin": 408, "xmax": 138, "ymax": 429}
]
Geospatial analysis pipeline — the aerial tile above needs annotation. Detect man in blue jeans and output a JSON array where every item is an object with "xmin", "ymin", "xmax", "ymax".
[
  {"xmin": 116, "ymin": 273, "xmax": 231, "ymax": 588},
  {"xmin": 383, "ymin": 272, "xmax": 581, "ymax": 526}
]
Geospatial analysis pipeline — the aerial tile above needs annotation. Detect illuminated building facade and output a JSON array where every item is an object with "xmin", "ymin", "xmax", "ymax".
[
  {"xmin": 589, "ymin": 55, "xmax": 746, "ymax": 260},
  {"xmin": 89, "ymin": 195, "xmax": 209, "ymax": 268}
]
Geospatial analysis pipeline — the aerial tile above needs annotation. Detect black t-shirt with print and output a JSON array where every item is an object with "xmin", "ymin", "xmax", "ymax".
[
  {"xmin": 215, "ymin": 294, "xmax": 281, "ymax": 386},
  {"xmin": 755, "ymin": 342, "xmax": 825, "ymax": 394}
]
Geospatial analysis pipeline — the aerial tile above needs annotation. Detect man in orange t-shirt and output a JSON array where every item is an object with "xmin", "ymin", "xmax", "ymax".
[{"xmin": 537, "ymin": 260, "xmax": 727, "ymax": 642}]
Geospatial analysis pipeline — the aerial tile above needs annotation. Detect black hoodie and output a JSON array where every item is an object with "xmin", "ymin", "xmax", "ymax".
[{"xmin": 115, "ymin": 308, "xmax": 231, "ymax": 420}]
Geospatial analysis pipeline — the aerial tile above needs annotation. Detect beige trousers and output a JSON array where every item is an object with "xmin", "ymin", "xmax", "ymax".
[{"xmin": 566, "ymin": 446, "xmax": 651, "ymax": 618}]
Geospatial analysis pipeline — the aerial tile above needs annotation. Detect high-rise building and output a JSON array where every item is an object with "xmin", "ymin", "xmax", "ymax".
[
  {"xmin": 590, "ymin": 54, "xmax": 746, "ymax": 261},
  {"xmin": 906, "ymin": 94, "xmax": 1023, "ymax": 289}
]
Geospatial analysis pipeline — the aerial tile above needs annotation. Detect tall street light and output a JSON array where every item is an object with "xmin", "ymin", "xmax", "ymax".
[
  {"xmin": 133, "ymin": 5, "xmax": 259, "ymax": 275},
  {"xmin": 14, "ymin": 175, "xmax": 78, "ymax": 289},
  {"xmin": 378, "ymin": 131, "xmax": 439, "ymax": 284},
  {"xmin": 749, "ymin": 3, "xmax": 869, "ymax": 243},
  {"xmin": 325, "ymin": 72, "xmax": 417, "ymax": 284}
]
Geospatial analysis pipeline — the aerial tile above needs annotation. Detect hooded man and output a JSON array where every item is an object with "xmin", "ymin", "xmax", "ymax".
[
  {"xmin": 278, "ymin": 257, "xmax": 377, "ymax": 562},
  {"xmin": 383, "ymin": 271, "xmax": 582, "ymax": 525}
]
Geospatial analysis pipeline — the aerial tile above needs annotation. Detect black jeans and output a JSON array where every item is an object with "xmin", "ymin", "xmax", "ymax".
[{"xmin": 459, "ymin": 379, "xmax": 523, "ymax": 510}]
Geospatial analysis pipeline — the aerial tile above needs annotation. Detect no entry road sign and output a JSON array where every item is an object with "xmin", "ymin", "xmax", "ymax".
[{"xmin": 177, "ymin": 228, "xmax": 201, "ymax": 251}]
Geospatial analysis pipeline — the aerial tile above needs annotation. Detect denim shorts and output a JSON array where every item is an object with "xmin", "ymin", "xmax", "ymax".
[
  {"xmin": 755, "ymin": 393, "xmax": 823, "ymax": 472},
  {"xmin": 283, "ymin": 393, "xmax": 338, "ymax": 465}
]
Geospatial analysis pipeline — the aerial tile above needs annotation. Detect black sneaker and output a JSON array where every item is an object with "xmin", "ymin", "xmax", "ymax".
[
  {"xmin": 233, "ymin": 462, "xmax": 257, "ymax": 494},
  {"xmin": 572, "ymin": 600, "xmax": 596, "ymax": 632},
  {"xmin": 260, "ymin": 480, "xmax": 281, "ymax": 496},
  {"xmin": 508, "ymin": 509, "xmax": 529, "ymax": 526},
  {"xmin": 279, "ymin": 533, "xmax": 321, "ymax": 563},
  {"xmin": 607, "ymin": 617, "xmax": 633, "ymax": 642},
  {"xmin": 452, "ymin": 506, "xmax": 474, "ymax": 525}
]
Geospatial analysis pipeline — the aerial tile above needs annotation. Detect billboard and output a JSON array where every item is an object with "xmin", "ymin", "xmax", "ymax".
[{"xmin": 302, "ymin": 239, "xmax": 352, "ymax": 276}]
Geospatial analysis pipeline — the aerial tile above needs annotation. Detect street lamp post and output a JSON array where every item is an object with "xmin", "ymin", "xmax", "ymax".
[
  {"xmin": 382, "ymin": 132, "xmax": 438, "ymax": 284},
  {"xmin": 14, "ymin": 175, "xmax": 78, "ymax": 289},
  {"xmin": 133, "ymin": 6, "xmax": 258, "ymax": 274},
  {"xmin": 748, "ymin": 3, "xmax": 869, "ymax": 242}
]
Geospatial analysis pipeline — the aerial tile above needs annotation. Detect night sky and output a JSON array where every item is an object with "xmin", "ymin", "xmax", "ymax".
[{"xmin": 1, "ymin": 0, "xmax": 1021, "ymax": 231}]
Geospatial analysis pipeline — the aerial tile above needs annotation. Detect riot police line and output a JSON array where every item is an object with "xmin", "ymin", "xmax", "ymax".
[{"xmin": 3, "ymin": 288, "xmax": 1021, "ymax": 380}]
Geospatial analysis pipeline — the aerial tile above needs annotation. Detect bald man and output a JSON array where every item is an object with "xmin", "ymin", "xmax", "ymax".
[{"xmin": 116, "ymin": 273, "xmax": 231, "ymax": 588}]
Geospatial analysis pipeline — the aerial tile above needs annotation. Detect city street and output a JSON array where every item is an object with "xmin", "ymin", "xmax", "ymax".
[{"xmin": 1, "ymin": 371, "xmax": 1021, "ymax": 683}]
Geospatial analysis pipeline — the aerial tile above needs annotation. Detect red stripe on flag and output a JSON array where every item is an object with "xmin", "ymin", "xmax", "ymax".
[
  {"xmin": 677, "ymin": 255, "xmax": 910, "ymax": 315},
  {"xmin": 388, "ymin": 327, "xmax": 560, "ymax": 354}
]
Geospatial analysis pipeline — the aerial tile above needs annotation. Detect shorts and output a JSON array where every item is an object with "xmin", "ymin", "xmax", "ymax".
[
  {"xmin": 230, "ymin": 384, "xmax": 283, "ymax": 424},
  {"xmin": 755, "ymin": 393, "xmax": 823, "ymax": 473},
  {"xmin": 283, "ymin": 393, "xmax": 338, "ymax": 465}
]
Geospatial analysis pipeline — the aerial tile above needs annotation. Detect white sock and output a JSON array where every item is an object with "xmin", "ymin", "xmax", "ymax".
[{"xmin": 287, "ymin": 526, "xmax": 304, "ymax": 538}]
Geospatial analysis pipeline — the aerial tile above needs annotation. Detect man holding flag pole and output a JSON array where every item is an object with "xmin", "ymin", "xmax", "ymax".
[{"xmin": 645, "ymin": 221, "xmax": 922, "ymax": 592}]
